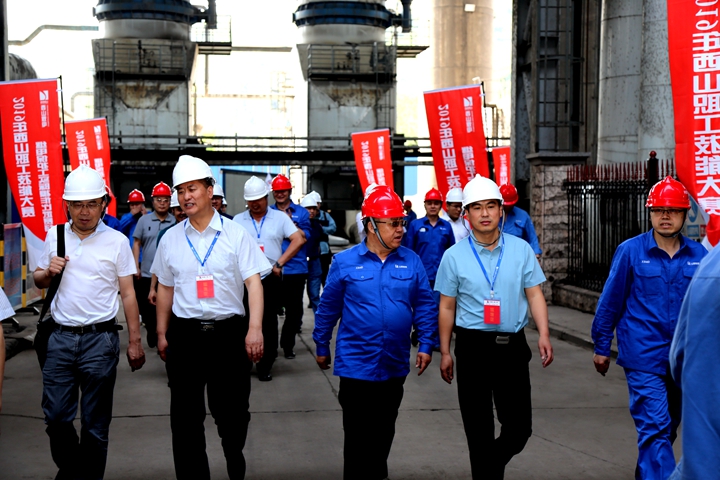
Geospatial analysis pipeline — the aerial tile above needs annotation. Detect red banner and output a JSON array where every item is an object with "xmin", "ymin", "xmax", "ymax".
[
  {"xmin": 0, "ymin": 78, "xmax": 66, "ymax": 268},
  {"xmin": 667, "ymin": 0, "xmax": 720, "ymax": 246},
  {"xmin": 492, "ymin": 146, "xmax": 512, "ymax": 186},
  {"xmin": 351, "ymin": 128, "xmax": 394, "ymax": 193},
  {"xmin": 66, "ymin": 118, "xmax": 114, "ymax": 215},
  {"xmin": 424, "ymin": 85, "xmax": 489, "ymax": 197}
]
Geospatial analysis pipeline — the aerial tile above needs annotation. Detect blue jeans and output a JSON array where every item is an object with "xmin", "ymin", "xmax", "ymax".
[
  {"xmin": 306, "ymin": 258, "xmax": 322, "ymax": 314},
  {"xmin": 42, "ymin": 328, "xmax": 120, "ymax": 480}
]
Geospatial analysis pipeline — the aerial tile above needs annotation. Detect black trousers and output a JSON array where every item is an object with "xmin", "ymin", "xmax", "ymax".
[
  {"xmin": 279, "ymin": 273, "xmax": 307, "ymax": 352},
  {"xmin": 257, "ymin": 274, "xmax": 281, "ymax": 374},
  {"xmin": 338, "ymin": 376, "xmax": 406, "ymax": 480},
  {"xmin": 166, "ymin": 316, "xmax": 252, "ymax": 480},
  {"xmin": 136, "ymin": 276, "xmax": 157, "ymax": 348},
  {"xmin": 455, "ymin": 327, "xmax": 533, "ymax": 480}
]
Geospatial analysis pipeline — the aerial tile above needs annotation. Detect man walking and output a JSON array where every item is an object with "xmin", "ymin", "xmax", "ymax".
[
  {"xmin": 435, "ymin": 174, "xmax": 554, "ymax": 480},
  {"xmin": 119, "ymin": 189, "xmax": 147, "ymax": 246},
  {"xmin": 300, "ymin": 194, "xmax": 324, "ymax": 313},
  {"xmin": 33, "ymin": 164, "xmax": 146, "ymax": 479},
  {"xmin": 153, "ymin": 155, "xmax": 271, "ymax": 479},
  {"xmin": 307, "ymin": 191, "xmax": 336, "ymax": 286},
  {"xmin": 314, "ymin": 185, "xmax": 437, "ymax": 480},
  {"xmin": 444, "ymin": 187, "xmax": 470, "ymax": 243},
  {"xmin": 234, "ymin": 176, "xmax": 305, "ymax": 381},
  {"xmin": 592, "ymin": 176, "xmax": 707, "ymax": 479}
]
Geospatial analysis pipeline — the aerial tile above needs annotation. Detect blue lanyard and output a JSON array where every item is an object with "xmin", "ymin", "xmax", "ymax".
[
  {"xmin": 251, "ymin": 214, "xmax": 266, "ymax": 239},
  {"xmin": 185, "ymin": 217, "xmax": 223, "ymax": 267},
  {"xmin": 468, "ymin": 234, "xmax": 504, "ymax": 296}
]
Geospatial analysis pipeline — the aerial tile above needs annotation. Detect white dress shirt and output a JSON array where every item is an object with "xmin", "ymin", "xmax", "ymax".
[{"xmin": 233, "ymin": 208, "xmax": 298, "ymax": 264}]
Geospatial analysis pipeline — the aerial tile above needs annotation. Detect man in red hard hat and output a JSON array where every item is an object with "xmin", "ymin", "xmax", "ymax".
[
  {"xmin": 592, "ymin": 176, "xmax": 707, "ymax": 479},
  {"xmin": 403, "ymin": 199, "xmax": 417, "ymax": 224},
  {"xmin": 133, "ymin": 181, "xmax": 175, "ymax": 348},
  {"xmin": 119, "ymin": 189, "xmax": 147, "ymax": 247},
  {"xmin": 499, "ymin": 184, "xmax": 542, "ymax": 258},
  {"xmin": 314, "ymin": 184, "xmax": 437, "ymax": 480}
]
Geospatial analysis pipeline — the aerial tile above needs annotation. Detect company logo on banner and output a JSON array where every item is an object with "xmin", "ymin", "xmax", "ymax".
[
  {"xmin": 351, "ymin": 128, "xmax": 394, "ymax": 193},
  {"xmin": 492, "ymin": 146, "xmax": 512, "ymax": 186},
  {"xmin": 667, "ymin": 0, "xmax": 720, "ymax": 246},
  {"xmin": 66, "ymin": 118, "xmax": 114, "ymax": 215},
  {"xmin": 424, "ymin": 85, "xmax": 489, "ymax": 197},
  {"xmin": 0, "ymin": 78, "xmax": 66, "ymax": 269}
]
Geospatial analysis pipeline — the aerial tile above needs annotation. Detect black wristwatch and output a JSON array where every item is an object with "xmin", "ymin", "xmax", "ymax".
[{"xmin": 274, "ymin": 261, "xmax": 283, "ymax": 269}]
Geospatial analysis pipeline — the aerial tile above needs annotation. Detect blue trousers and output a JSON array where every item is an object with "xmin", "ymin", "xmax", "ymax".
[
  {"xmin": 306, "ymin": 258, "xmax": 322, "ymax": 314},
  {"xmin": 624, "ymin": 369, "xmax": 681, "ymax": 480},
  {"xmin": 42, "ymin": 328, "xmax": 120, "ymax": 480}
]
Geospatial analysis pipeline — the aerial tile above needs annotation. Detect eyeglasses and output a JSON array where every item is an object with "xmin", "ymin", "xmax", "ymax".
[
  {"xmin": 650, "ymin": 208, "xmax": 685, "ymax": 216},
  {"xmin": 375, "ymin": 219, "xmax": 407, "ymax": 228},
  {"xmin": 69, "ymin": 202, "xmax": 102, "ymax": 212}
]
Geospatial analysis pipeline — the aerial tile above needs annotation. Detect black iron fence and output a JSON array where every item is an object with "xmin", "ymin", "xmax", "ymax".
[{"xmin": 563, "ymin": 154, "xmax": 676, "ymax": 292}]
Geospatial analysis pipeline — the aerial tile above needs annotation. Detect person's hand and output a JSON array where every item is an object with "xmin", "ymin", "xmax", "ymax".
[
  {"xmin": 134, "ymin": 268, "xmax": 141, "ymax": 280},
  {"xmin": 594, "ymin": 354, "xmax": 610, "ymax": 376},
  {"xmin": 127, "ymin": 340, "xmax": 146, "ymax": 371},
  {"xmin": 157, "ymin": 335, "xmax": 168, "ymax": 362},
  {"xmin": 47, "ymin": 256, "xmax": 69, "ymax": 277},
  {"xmin": 140, "ymin": 205, "xmax": 148, "ymax": 215},
  {"xmin": 148, "ymin": 289, "xmax": 157, "ymax": 306},
  {"xmin": 440, "ymin": 353, "xmax": 454, "ymax": 384},
  {"xmin": 245, "ymin": 328, "xmax": 264, "ymax": 363},
  {"xmin": 272, "ymin": 266, "xmax": 282, "ymax": 277},
  {"xmin": 415, "ymin": 352, "xmax": 432, "ymax": 375},
  {"xmin": 538, "ymin": 335, "xmax": 554, "ymax": 368},
  {"xmin": 316, "ymin": 355, "xmax": 331, "ymax": 370}
]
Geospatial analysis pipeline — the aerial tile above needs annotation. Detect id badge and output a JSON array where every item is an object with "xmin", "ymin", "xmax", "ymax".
[
  {"xmin": 483, "ymin": 297, "xmax": 501, "ymax": 325},
  {"xmin": 196, "ymin": 275, "xmax": 215, "ymax": 299},
  {"xmin": 257, "ymin": 242, "xmax": 265, "ymax": 253}
]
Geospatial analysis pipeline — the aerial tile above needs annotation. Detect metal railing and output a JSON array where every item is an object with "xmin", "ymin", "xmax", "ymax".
[
  {"xmin": 93, "ymin": 38, "xmax": 192, "ymax": 76},
  {"xmin": 191, "ymin": 15, "xmax": 232, "ymax": 44},
  {"xmin": 307, "ymin": 43, "xmax": 395, "ymax": 77},
  {"xmin": 563, "ymin": 154, "xmax": 676, "ymax": 292}
]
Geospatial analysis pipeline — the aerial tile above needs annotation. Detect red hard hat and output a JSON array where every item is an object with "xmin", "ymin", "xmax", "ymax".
[
  {"xmin": 499, "ymin": 184, "xmax": 519, "ymax": 206},
  {"xmin": 424, "ymin": 188, "xmax": 443, "ymax": 202},
  {"xmin": 152, "ymin": 182, "xmax": 172, "ymax": 197},
  {"xmin": 646, "ymin": 176, "xmax": 690, "ymax": 209},
  {"xmin": 404, "ymin": 199, "xmax": 412, "ymax": 208},
  {"xmin": 362, "ymin": 185, "xmax": 405, "ymax": 219},
  {"xmin": 271, "ymin": 174, "xmax": 292, "ymax": 191},
  {"xmin": 127, "ymin": 189, "xmax": 145, "ymax": 203}
]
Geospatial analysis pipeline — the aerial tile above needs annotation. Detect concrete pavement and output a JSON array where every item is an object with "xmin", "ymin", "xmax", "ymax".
[{"xmin": 0, "ymin": 304, "xmax": 671, "ymax": 479}]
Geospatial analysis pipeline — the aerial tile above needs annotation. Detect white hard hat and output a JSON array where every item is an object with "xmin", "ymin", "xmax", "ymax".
[
  {"xmin": 309, "ymin": 191, "xmax": 322, "ymax": 203},
  {"xmin": 213, "ymin": 184, "xmax": 225, "ymax": 198},
  {"xmin": 300, "ymin": 195, "xmax": 318, "ymax": 208},
  {"xmin": 446, "ymin": 187, "xmax": 463, "ymax": 203},
  {"xmin": 462, "ymin": 174, "xmax": 503, "ymax": 208},
  {"xmin": 222, "ymin": 198, "xmax": 227, "ymax": 206},
  {"xmin": 63, "ymin": 164, "xmax": 106, "ymax": 201},
  {"xmin": 244, "ymin": 176, "xmax": 269, "ymax": 201},
  {"xmin": 173, "ymin": 155, "xmax": 214, "ymax": 189},
  {"xmin": 170, "ymin": 191, "xmax": 180, "ymax": 208}
]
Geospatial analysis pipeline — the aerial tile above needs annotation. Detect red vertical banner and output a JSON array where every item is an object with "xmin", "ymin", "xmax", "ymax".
[
  {"xmin": 492, "ymin": 146, "xmax": 512, "ymax": 186},
  {"xmin": 424, "ymin": 85, "xmax": 489, "ymax": 197},
  {"xmin": 66, "ymin": 118, "xmax": 114, "ymax": 215},
  {"xmin": 0, "ymin": 78, "xmax": 66, "ymax": 269},
  {"xmin": 667, "ymin": 0, "xmax": 720, "ymax": 246},
  {"xmin": 351, "ymin": 128, "xmax": 394, "ymax": 193}
]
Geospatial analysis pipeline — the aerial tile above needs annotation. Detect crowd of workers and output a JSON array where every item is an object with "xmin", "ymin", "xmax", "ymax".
[{"xmin": 0, "ymin": 152, "xmax": 715, "ymax": 480}]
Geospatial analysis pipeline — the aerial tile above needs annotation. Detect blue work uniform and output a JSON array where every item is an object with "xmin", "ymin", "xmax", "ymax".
[
  {"xmin": 403, "ymin": 216, "xmax": 455, "ymax": 284},
  {"xmin": 102, "ymin": 214, "xmax": 121, "ymax": 231},
  {"xmin": 405, "ymin": 209, "xmax": 417, "ymax": 224},
  {"xmin": 669, "ymin": 245, "xmax": 720, "ymax": 480},
  {"xmin": 271, "ymin": 201, "xmax": 311, "ymax": 275},
  {"xmin": 503, "ymin": 206, "xmax": 542, "ymax": 255},
  {"xmin": 592, "ymin": 230, "xmax": 706, "ymax": 479}
]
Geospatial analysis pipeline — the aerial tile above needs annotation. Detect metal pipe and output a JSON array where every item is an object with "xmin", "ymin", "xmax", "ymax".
[{"xmin": 9, "ymin": 25, "xmax": 98, "ymax": 46}]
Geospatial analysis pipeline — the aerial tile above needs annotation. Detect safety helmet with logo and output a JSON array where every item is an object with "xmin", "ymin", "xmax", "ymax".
[
  {"xmin": 172, "ymin": 155, "xmax": 214, "ymax": 189},
  {"xmin": 271, "ymin": 174, "xmax": 292, "ymax": 191},
  {"xmin": 300, "ymin": 195, "xmax": 318, "ymax": 208},
  {"xmin": 170, "ymin": 191, "xmax": 180, "ymax": 208},
  {"xmin": 361, "ymin": 185, "xmax": 405, "ymax": 219},
  {"xmin": 645, "ymin": 176, "xmax": 691, "ymax": 209},
  {"xmin": 63, "ymin": 164, "xmax": 107, "ymax": 201},
  {"xmin": 499, "ymin": 184, "xmax": 519, "ymax": 206},
  {"xmin": 152, "ymin": 182, "xmax": 172, "ymax": 197},
  {"xmin": 244, "ymin": 176, "xmax": 269, "ymax": 201},
  {"xmin": 425, "ymin": 188, "xmax": 443, "ymax": 202},
  {"xmin": 213, "ymin": 184, "xmax": 225, "ymax": 198},
  {"xmin": 462, "ymin": 174, "xmax": 503, "ymax": 208},
  {"xmin": 127, "ymin": 189, "xmax": 145, "ymax": 203},
  {"xmin": 445, "ymin": 188, "xmax": 463, "ymax": 204}
]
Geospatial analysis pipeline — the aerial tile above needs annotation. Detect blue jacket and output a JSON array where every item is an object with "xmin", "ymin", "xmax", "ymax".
[
  {"xmin": 271, "ymin": 201, "xmax": 311, "ymax": 275},
  {"xmin": 405, "ymin": 210, "xmax": 417, "ymax": 224},
  {"xmin": 103, "ymin": 214, "xmax": 121, "ymax": 231},
  {"xmin": 317, "ymin": 210, "xmax": 336, "ymax": 255},
  {"xmin": 503, "ymin": 206, "xmax": 542, "ymax": 255},
  {"xmin": 592, "ymin": 230, "xmax": 706, "ymax": 375},
  {"xmin": 313, "ymin": 241, "xmax": 438, "ymax": 381},
  {"xmin": 403, "ymin": 216, "xmax": 455, "ymax": 282},
  {"xmin": 670, "ymin": 245, "xmax": 720, "ymax": 480}
]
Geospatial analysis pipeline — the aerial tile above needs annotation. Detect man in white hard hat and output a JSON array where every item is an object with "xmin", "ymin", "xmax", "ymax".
[
  {"xmin": 444, "ymin": 187, "xmax": 470, "ymax": 243},
  {"xmin": 33, "ymin": 164, "xmax": 146, "ymax": 479},
  {"xmin": 233, "ymin": 176, "xmax": 305, "ymax": 381},
  {"xmin": 152, "ymin": 155, "xmax": 271, "ymax": 479},
  {"xmin": 434, "ymin": 174, "xmax": 554, "ymax": 480},
  {"xmin": 300, "ymin": 194, "xmax": 325, "ymax": 313},
  {"xmin": 211, "ymin": 183, "xmax": 233, "ymax": 220},
  {"xmin": 308, "ymin": 191, "xmax": 337, "ymax": 286}
]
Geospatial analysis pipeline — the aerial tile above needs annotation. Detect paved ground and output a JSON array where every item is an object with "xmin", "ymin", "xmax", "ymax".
[{"xmin": 0, "ymin": 304, "xmax": 679, "ymax": 479}]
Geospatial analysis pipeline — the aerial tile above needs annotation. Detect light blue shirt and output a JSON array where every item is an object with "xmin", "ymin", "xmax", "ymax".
[{"xmin": 434, "ymin": 233, "xmax": 545, "ymax": 332}]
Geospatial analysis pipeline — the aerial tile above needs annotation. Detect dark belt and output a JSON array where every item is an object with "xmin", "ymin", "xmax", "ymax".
[
  {"xmin": 455, "ymin": 326, "xmax": 524, "ymax": 345},
  {"xmin": 174, "ymin": 315, "xmax": 244, "ymax": 332},
  {"xmin": 55, "ymin": 319, "xmax": 119, "ymax": 334}
]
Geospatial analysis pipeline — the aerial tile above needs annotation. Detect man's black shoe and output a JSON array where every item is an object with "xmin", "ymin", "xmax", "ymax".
[
  {"xmin": 284, "ymin": 350, "xmax": 296, "ymax": 359},
  {"xmin": 258, "ymin": 372, "xmax": 273, "ymax": 382}
]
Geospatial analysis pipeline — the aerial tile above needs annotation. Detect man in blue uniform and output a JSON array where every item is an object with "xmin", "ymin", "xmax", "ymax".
[
  {"xmin": 592, "ymin": 176, "xmax": 707, "ymax": 480},
  {"xmin": 499, "ymin": 184, "xmax": 542, "ymax": 257},
  {"xmin": 314, "ymin": 185, "xmax": 437, "ymax": 480},
  {"xmin": 403, "ymin": 199, "xmax": 417, "ymax": 224}
]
